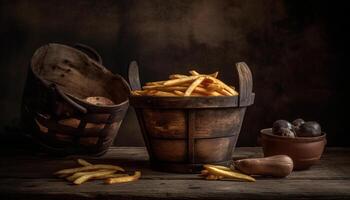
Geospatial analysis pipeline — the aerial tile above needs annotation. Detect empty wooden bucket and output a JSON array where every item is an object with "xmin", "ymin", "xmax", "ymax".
[
  {"xmin": 129, "ymin": 62, "xmax": 254, "ymax": 173},
  {"xmin": 21, "ymin": 43, "xmax": 130, "ymax": 155}
]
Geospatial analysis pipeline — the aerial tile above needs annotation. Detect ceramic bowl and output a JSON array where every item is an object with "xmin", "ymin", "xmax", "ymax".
[{"xmin": 260, "ymin": 128, "xmax": 326, "ymax": 170}]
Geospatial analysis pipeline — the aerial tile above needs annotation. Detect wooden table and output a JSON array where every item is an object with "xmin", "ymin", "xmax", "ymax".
[{"xmin": 0, "ymin": 147, "xmax": 349, "ymax": 199}]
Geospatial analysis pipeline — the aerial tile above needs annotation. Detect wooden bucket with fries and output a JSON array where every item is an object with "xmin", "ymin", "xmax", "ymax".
[
  {"xmin": 128, "ymin": 61, "xmax": 254, "ymax": 173},
  {"xmin": 21, "ymin": 43, "xmax": 130, "ymax": 155}
]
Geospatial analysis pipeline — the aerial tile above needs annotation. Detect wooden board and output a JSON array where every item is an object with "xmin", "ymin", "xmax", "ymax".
[{"xmin": 0, "ymin": 147, "xmax": 349, "ymax": 199}]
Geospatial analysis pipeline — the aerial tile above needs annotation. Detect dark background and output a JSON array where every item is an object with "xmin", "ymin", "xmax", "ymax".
[{"xmin": 0, "ymin": 0, "xmax": 347, "ymax": 147}]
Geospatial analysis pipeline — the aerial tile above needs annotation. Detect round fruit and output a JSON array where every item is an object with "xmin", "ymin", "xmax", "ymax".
[
  {"xmin": 272, "ymin": 120, "xmax": 292, "ymax": 135},
  {"xmin": 280, "ymin": 128, "xmax": 296, "ymax": 138},
  {"xmin": 292, "ymin": 118, "xmax": 305, "ymax": 133},
  {"xmin": 292, "ymin": 118, "xmax": 305, "ymax": 127},
  {"xmin": 297, "ymin": 121, "xmax": 322, "ymax": 137}
]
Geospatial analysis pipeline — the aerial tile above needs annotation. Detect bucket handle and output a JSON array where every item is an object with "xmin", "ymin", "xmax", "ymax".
[
  {"xmin": 49, "ymin": 84, "xmax": 88, "ymax": 114},
  {"xmin": 128, "ymin": 61, "xmax": 142, "ymax": 90},
  {"xmin": 236, "ymin": 62, "xmax": 254, "ymax": 106},
  {"xmin": 73, "ymin": 43, "xmax": 103, "ymax": 65}
]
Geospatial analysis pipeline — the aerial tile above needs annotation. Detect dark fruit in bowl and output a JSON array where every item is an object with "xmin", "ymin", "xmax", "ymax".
[
  {"xmin": 260, "ymin": 128, "xmax": 327, "ymax": 170},
  {"xmin": 279, "ymin": 128, "xmax": 296, "ymax": 138},
  {"xmin": 292, "ymin": 118, "xmax": 305, "ymax": 128},
  {"xmin": 291, "ymin": 118, "xmax": 305, "ymax": 133},
  {"xmin": 298, "ymin": 121, "xmax": 322, "ymax": 137},
  {"xmin": 272, "ymin": 120, "xmax": 292, "ymax": 135}
]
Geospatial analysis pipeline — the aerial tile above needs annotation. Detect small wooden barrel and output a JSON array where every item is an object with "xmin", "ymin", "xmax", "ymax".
[
  {"xmin": 21, "ymin": 43, "xmax": 130, "ymax": 155},
  {"xmin": 129, "ymin": 62, "xmax": 254, "ymax": 173}
]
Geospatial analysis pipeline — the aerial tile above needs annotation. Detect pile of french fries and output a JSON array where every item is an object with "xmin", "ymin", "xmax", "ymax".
[
  {"xmin": 200, "ymin": 164, "xmax": 255, "ymax": 182},
  {"xmin": 54, "ymin": 159, "xmax": 141, "ymax": 185},
  {"xmin": 131, "ymin": 70, "xmax": 239, "ymax": 97}
]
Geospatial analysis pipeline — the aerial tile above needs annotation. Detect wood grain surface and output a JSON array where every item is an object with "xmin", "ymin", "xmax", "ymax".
[{"xmin": 0, "ymin": 147, "xmax": 349, "ymax": 199}]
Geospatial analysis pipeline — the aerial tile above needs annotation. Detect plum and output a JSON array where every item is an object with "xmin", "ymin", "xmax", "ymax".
[
  {"xmin": 292, "ymin": 118, "xmax": 305, "ymax": 133},
  {"xmin": 292, "ymin": 118, "xmax": 305, "ymax": 127},
  {"xmin": 272, "ymin": 120, "xmax": 292, "ymax": 135},
  {"xmin": 279, "ymin": 128, "xmax": 296, "ymax": 138},
  {"xmin": 297, "ymin": 121, "xmax": 322, "ymax": 137}
]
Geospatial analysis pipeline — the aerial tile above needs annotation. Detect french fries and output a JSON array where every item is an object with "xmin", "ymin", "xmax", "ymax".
[
  {"xmin": 132, "ymin": 70, "xmax": 239, "ymax": 97},
  {"xmin": 66, "ymin": 170, "xmax": 115, "ymax": 182},
  {"xmin": 54, "ymin": 159, "xmax": 141, "ymax": 185},
  {"xmin": 74, "ymin": 170, "xmax": 116, "ymax": 185},
  {"xmin": 54, "ymin": 164, "xmax": 125, "ymax": 175},
  {"xmin": 163, "ymin": 76, "xmax": 199, "ymax": 86},
  {"xmin": 204, "ymin": 164, "xmax": 232, "ymax": 171},
  {"xmin": 185, "ymin": 77, "xmax": 205, "ymax": 96},
  {"xmin": 174, "ymin": 90, "xmax": 185, "ymax": 96},
  {"xmin": 205, "ymin": 76, "xmax": 238, "ymax": 96},
  {"xmin": 93, "ymin": 173, "xmax": 129, "ymax": 180},
  {"xmin": 105, "ymin": 171, "xmax": 141, "ymax": 184},
  {"xmin": 201, "ymin": 164, "xmax": 256, "ymax": 182}
]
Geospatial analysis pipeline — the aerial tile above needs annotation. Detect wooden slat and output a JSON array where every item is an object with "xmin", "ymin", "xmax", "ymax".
[
  {"xmin": 187, "ymin": 110, "xmax": 195, "ymax": 164},
  {"xmin": 236, "ymin": 62, "xmax": 254, "ymax": 106}
]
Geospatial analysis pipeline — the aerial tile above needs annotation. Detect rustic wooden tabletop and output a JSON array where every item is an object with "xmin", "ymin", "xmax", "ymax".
[{"xmin": 0, "ymin": 147, "xmax": 349, "ymax": 200}]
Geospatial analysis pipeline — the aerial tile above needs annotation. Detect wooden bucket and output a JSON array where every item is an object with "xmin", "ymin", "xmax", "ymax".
[
  {"xmin": 21, "ymin": 43, "xmax": 130, "ymax": 155},
  {"xmin": 128, "ymin": 61, "xmax": 254, "ymax": 173}
]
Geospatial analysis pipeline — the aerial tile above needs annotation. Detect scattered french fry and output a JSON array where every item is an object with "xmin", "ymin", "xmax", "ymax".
[
  {"xmin": 74, "ymin": 170, "xmax": 116, "ymax": 185},
  {"xmin": 93, "ymin": 173, "xmax": 129, "ymax": 180},
  {"xmin": 55, "ymin": 164, "xmax": 125, "ymax": 175},
  {"xmin": 203, "ymin": 164, "xmax": 255, "ymax": 182},
  {"xmin": 67, "ymin": 170, "xmax": 116, "ymax": 182},
  {"xmin": 204, "ymin": 164, "xmax": 232, "ymax": 171},
  {"xmin": 163, "ymin": 76, "xmax": 199, "ymax": 86},
  {"xmin": 105, "ymin": 171, "xmax": 141, "ymax": 184}
]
